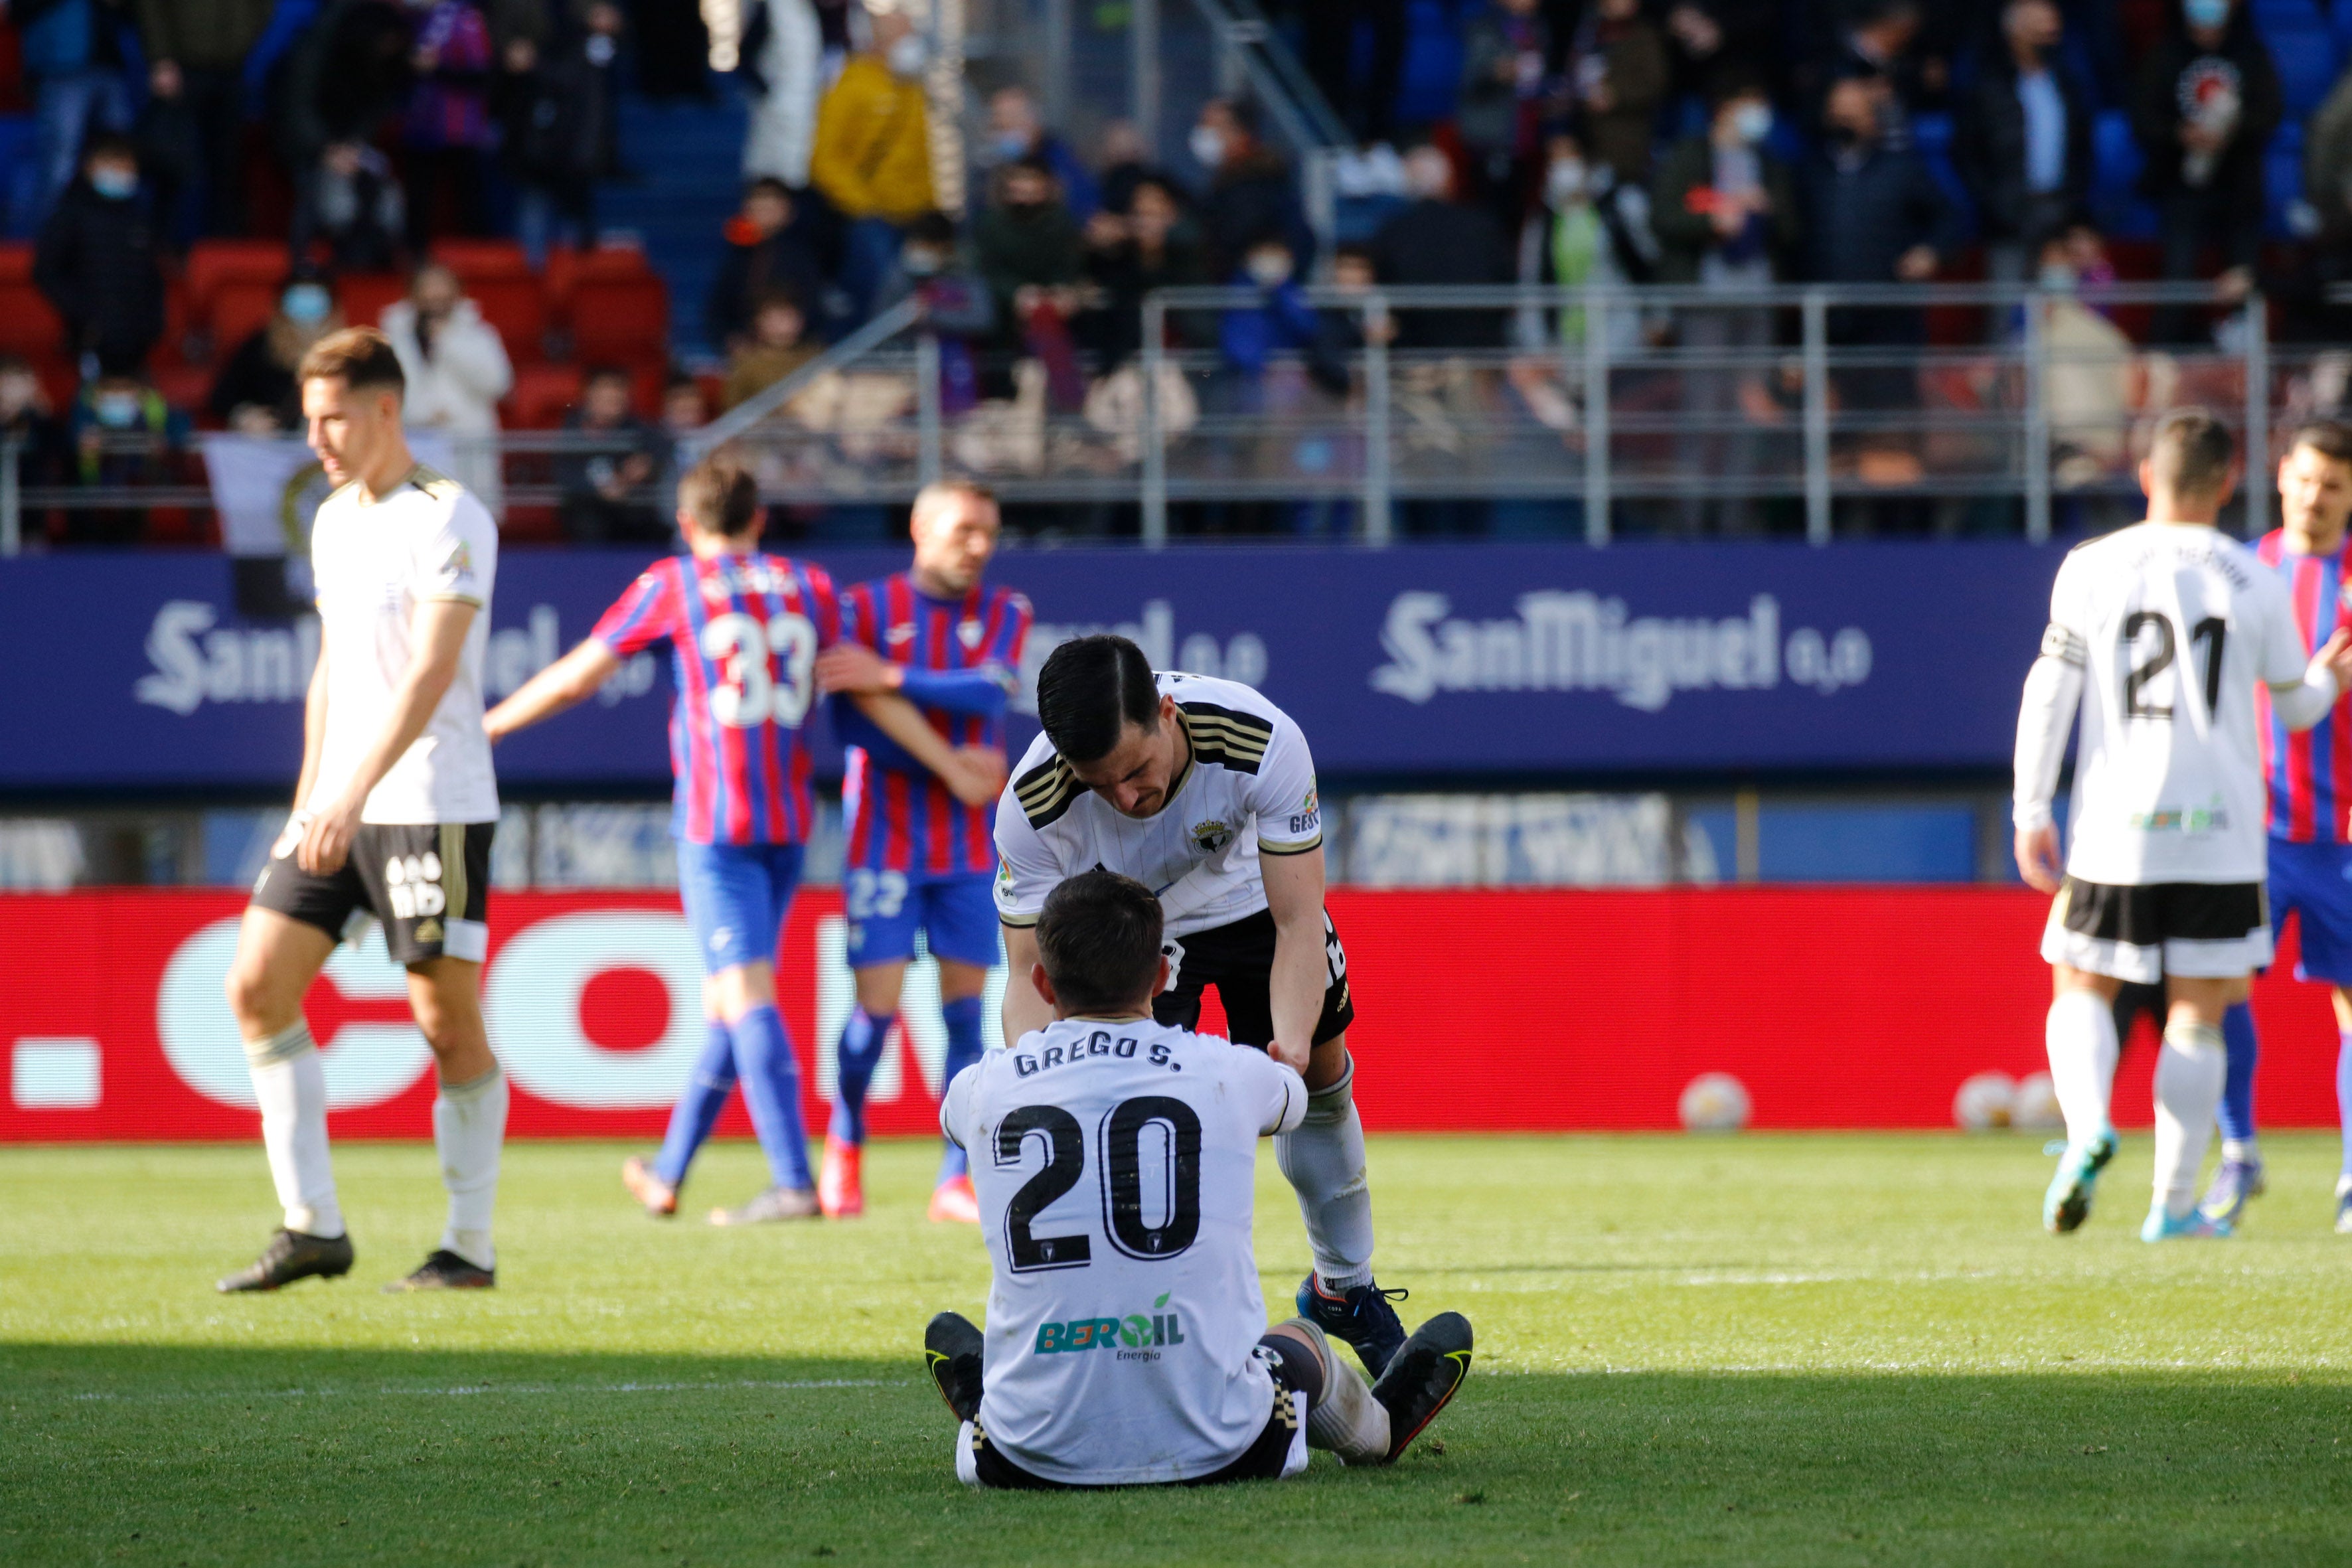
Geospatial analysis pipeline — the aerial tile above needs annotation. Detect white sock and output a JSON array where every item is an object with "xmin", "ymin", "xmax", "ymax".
[
  {"xmin": 434, "ymin": 1065, "xmax": 507, "ymax": 1270},
  {"xmin": 2153, "ymin": 1020, "xmax": 2225, "ymax": 1219},
  {"xmin": 246, "ymin": 1022, "xmax": 342, "ymax": 1239},
  {"xmin": 2045, "ymin": 990, "xmax": 2119, "ymax": 1149},
  {"xmin": 1275, "ymin": 1054, "xmax": 1375, "ymax": 1292}
]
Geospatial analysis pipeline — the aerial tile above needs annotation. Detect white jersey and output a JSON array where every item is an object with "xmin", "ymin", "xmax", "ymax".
[
  {"xmin": 993, "ymin": 673, "xmax": 1323, "ymax": 939},
  {"xmin": 940, "ymin": 1016, "xmax": 1308, "ymax": 1485},
  {"xmin": 2043, "ymin": 522, "xmax": 2307, "ymax": 885},
  {"xmin": 308, "ymin": 465, "xmax": 501, "ymax": 824}
]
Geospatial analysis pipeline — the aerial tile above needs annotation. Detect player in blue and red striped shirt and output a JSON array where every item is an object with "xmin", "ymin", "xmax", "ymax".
[
  {"xmin": 486, "ymin": 457, "xmax": 970, "ymax": 1226},
  {"xmin": 2206, "ymin": 422, "xmax": 2352, "ymax": 1235},
  {"xmin": 811, "ymin": 481, "xmax": 1030, "ymax": 1223}
]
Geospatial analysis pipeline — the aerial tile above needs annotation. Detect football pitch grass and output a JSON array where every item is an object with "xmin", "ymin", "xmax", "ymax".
[{"xmin": 5, "ymin": 1135, "xmax": 2351, "ymax": 1566}]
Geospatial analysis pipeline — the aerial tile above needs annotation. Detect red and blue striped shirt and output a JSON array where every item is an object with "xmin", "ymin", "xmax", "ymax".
[
  {"xmin": 592, "ymin": 551, "xmax": 842, "ymax": 846},
  {"xmin": 2256, "ymin": 530, "xmax": 2352, "ymax": 843},
  {"xmin": 836, "ymin": 572, "xmax": 1032, "ymax": 876}
]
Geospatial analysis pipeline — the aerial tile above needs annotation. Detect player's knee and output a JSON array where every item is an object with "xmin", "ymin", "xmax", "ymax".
[
  {"xmin": 852, "ymin": 961, "xmax": 907, "ymax": 1016},
  {"xmin": 223, "ymin": 961, "xmax": 286, "ymax": 1033},
  {"xmin": 712, "ymin": 961, "xmax": 777, "ymax": 1020}
]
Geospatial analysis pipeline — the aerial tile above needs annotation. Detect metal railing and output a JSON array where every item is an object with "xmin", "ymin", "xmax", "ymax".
[{"xmin": 0, "ymin": 281, "xmax": 2308, "ymax": 554}]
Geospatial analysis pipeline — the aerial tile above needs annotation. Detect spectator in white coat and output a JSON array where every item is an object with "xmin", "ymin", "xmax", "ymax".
[
  {"xmin": 740, "ymin": 0, "xmax": 826, "ymax": 189},
  {"xmin": 380, "ymin": 261, "xmax": 514, "ymax": 516}
]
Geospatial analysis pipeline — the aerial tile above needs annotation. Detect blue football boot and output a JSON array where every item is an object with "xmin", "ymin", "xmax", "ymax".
[{"xmin": 2043, "ymin": 1129, "xmax": 2118, "ymax": 1235}]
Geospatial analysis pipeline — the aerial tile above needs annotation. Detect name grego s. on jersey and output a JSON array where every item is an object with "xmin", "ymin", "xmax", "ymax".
[
  {"xmin": 939, "ymin": 1016, "xmax": 1306, "ymax": 1485},
  {"xmin": 993, "ymin": 673, "xmax": 1324, "ymax": 939},
  {"xmin": 2048, "ymin": 522, "xmax": 2308, "ymax": 885}
]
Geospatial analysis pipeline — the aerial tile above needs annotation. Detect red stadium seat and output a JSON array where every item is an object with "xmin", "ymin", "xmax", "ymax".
[
  {"xmin": 463, "ymin": 275, "xmax": 548, "ymax": 359},
  {"xmin": 430, "ymin": 239, "xmax": 531, "ymax": 281},
  {"xmin": 337, "ymin": 272, "xmax": 408, "ymax": 329},
  {"xmin": 184, "ymin": 240, "xmax": 287, "ymax": 313},
  {"xmin": 505, "ymin": 361, "xmax": 582, "ymax": 430},
  {"xmin": 151, "ymin": 361, "xmax": 212, "ymax": 416},
  {"xmin": 0, "ymin": 242, "xmax": 33, "ymax": 283},
  {"xmin": 0, "ymin": 283, "xmax": 64, "ymax": 357},
  {"xmin": 566, "ymin": 275, "xmax": 668, "ymax": 364},
  {"xmin": 544, "ymin": 241, "xmax": 651, "ymax": 327},
  {"xmin": 208, "ymin": 279, "xmax": 281, "ymax": 357}
]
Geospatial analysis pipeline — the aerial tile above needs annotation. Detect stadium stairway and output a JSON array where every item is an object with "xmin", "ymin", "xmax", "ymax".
[{"xmin": 602, "ymin": 86, "xmax": 751, "ymax": 362}]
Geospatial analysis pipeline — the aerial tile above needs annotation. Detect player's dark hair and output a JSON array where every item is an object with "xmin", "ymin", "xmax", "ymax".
[
  {"xmin": 2290, "ymin": 420, "xmax": 2352, "ymax": 469},
  {"xmin": 2148, "ymin": 406, "xmax": 2236, "ymax": 497},
  {"xmin": 1036, "ymin": 869, "xmax": 1164, "ymax": 1015},
  {"xmin": 1036, "ymin": 635, "xmax": 1160, "ymax": 764},
  {"xmin": 297, "ymin": 326, "xmax": 406, "ymax": 394},
  {"xmin": 678, "ymin": 452, "xmax": 761, "ymax": 538}
]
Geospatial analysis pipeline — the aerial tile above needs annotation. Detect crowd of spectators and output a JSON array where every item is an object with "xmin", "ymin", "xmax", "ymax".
[{"xmin": 13, "ymin": 0, "xmax": 2352, "ymax": 544}]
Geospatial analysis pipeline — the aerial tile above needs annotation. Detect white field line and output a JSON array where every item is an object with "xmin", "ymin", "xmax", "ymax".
[{"xmin": 45, "ymin": 1377, "xmax": 904, "ymax": 1405}]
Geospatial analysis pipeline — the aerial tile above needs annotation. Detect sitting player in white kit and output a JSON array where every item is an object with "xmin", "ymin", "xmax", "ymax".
[{"xmin": 923, "ymin": 869, "xmax": 1472, "ymax": 1488}]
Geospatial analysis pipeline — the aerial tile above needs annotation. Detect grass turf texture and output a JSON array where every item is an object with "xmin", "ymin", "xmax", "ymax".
[{"xmin": 4, "ymin": 1135, "xmax": 2351, "ymax": 1566}]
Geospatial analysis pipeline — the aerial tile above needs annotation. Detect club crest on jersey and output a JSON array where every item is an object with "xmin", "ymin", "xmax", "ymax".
[
  {"xmin": 886, "ymin": 623, "xmax": 915, "ymax": 645},
  {"xmin": 958, "ymin": 617, "xmax": 984, "ymax": 649},
  {"xmin": 443, "ymin": 542, "xmax": 473, "ymax": 582},
  {"xmin": 1190, "ymin": 818, "xmax": 1233, "ymax": 854}
]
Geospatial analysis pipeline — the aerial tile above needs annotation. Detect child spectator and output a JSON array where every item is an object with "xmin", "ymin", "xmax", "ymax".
[
  {"xmin": 64, "ymin": 353, "xmax": 187, "ymax": 546},
  {"xmin": 706, "ymin": 177, "xmax": 834, "ymax": 353},
  {"xmin": 382, "ymin": 260, "xmax": 513, "ymax": 513},
  {"xmin": 35, "ymin": 132, "xmax": 166, "ymax": 374},
  {"xmin": 208, "ymin": 271, "xmax": 345, "ymax": 433},
  {"xmin": 557, "ymin": 364, "xmax": 668, "ymax": 544},
  {"xmin": 722, "ymin": 289, "xmax": 823, "ymax": 410}
]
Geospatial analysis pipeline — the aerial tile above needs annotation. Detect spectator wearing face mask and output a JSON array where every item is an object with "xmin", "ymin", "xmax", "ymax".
[
  {"xmin": 975, "ymin": 156, "xmax": 1086, "ymax": 396},
  {"xmin": 382, "ymin": 260, "xmax": 514, "ymax": 514},
  {"xmin": 208, "ymin": 272, "xmax": 346, "ymax": 434},
  {"xmin": 1190, "ymin": 98, "xmax": 1310, "ymax": 283},
  {"xmin": 35, "ymin": 132, "xmax": 166, "ymax": 374},
  {"xmin": 64, "ymin": 351, "xmax": 187, "ymax": 546},
  {"xmin": 1954, "ymin": 0, "xmax": 2093, "ymax": 289},
  {"xmin": 2132, "ymin": 0, "xmax": 2281, "ymax": 343},
  {"xmin": 1653, "ymin": 72, "xmax": 1798, "ymax": 535},
  {"xmin": 292, "ymin": 140, "xmax": 409, "ymax": 274},
  {"xmin": 1364, "ymin": 141, "xmax": 1514, "ymax": 351},
  {"xmin": 985, "ymin": 86, "xmax": 1099, "ymax": 222},
  {"xmin": 873, "ymin": 212, "xmax": 996, "ymax": 416},
  {"xmin": 1518, "ymin": 132, "xmax": 1655, "ymax": 355},
  {"xmin": 707, "ymin": 177, "xmax": 836, "ymax": 353},
  {"xmin": 14, "ymin": 0, "xmax": 137, "ymax": 225},
  {"xmin": 811, "ymin": 7, "xmax": 937, "ymax": 323}
]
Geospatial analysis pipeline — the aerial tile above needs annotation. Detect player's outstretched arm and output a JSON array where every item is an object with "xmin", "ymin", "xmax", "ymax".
[
  {"xmin": 2269, "ymin": 628, "xmax": 2352, "ymax": 732},
  {"xmin": 1261, "ymin": 845, "xmax": 1328, "ymax": 1075},
  {"xmin": 483, "ymin": 639, "xmax": 623, "ymax": 743},
  {"xmin": 299, "ymin": 599, "xmax": 476, "ymax": 876},
  {"xmin": 1000, "ymin": 922, "xmax": 1053, "ymax": 1043},
  {"xmin": 849, "ymin": 691, "xmax": 1007, "ymax": 806}
]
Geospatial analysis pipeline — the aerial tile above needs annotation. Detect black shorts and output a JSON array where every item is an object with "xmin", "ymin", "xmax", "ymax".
[
  {"xmin": 969, "ymin": 1340, "xmax": 1309, "ymax": 1490},
  {"xmin": 2043, "ymin": 876, "xmax": 2270, "ymax": 984},
  {"xmin": 251, "ymin": 821, "xmax": 494, "ymax": 965},
  {"xmin": 1152, "ymin": 907, "xmax": 1354, "ymax": 1049}
]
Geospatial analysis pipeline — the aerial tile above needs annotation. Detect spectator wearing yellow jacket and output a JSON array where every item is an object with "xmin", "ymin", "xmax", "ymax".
[{"xmin": 811, "ymin": 8, "xmax": 936, "ymax": 322}]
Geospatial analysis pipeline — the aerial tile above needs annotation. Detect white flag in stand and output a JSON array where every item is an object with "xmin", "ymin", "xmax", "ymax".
[{"xmin": 202, "ymin": 431, "xmax": 459, "ymax": 558}]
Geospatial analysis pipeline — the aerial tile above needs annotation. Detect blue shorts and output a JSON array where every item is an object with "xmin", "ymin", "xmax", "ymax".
[
  {"xmin": 678, "ymin": 840, "xmax": 807, "ymax": 977},
  {"xmin": 843, "ymin": 867, "xmax": 1001, "ymax": 971},
  {"xmin": 2268, "ymin": 836, "xmax": 2352, "ymax": 984}
]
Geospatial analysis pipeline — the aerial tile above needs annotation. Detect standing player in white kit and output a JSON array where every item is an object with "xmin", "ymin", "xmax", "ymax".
[
  {"xmin": 923, "ymin": 869, "xmax": 1471, "ymax": 1488},
  {"xmin": 216, "ymin": 327, "xmax": 510, "ymax": 1293},
  {"xmin": 2015, "ymin": 409, "xmax": 2352, "ymax": 1240}
]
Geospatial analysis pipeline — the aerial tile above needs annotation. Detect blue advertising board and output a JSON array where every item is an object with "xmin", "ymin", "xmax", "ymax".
[{"xmin": 0, "ymin": 542, "xmax": 2058, "ymax": 792}]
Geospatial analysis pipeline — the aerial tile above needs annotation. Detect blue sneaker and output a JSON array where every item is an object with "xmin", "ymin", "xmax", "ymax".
[
  {"xmin": 1296, "ymin": 1274, "xmax": 1409, "ymax": 1377},
  {"xmin": 2043, "ymin": 1129, "xmax": 2118, "ymax": 1234},
  {"xmin": 2142, "ymin": 1202, "xmax": 2233, "ymax": 1242},
  {"xmin": 2198, "ymin": 1157, "xmax": 2266, "ymax": 1227}
]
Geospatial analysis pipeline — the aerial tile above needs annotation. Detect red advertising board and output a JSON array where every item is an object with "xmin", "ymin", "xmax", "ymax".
[{"xmin": 0, "ymin": 888, "xmax": 2341, "ymax": 1140}]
